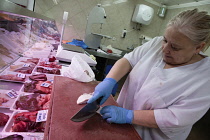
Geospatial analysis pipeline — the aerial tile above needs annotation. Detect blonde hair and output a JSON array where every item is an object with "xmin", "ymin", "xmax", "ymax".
[{"xmin": 167, "ymin": 9, "xmax": 210, "ymax": 51}]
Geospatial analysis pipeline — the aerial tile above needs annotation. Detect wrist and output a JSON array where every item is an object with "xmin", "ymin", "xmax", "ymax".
[
  {"xmin": 104, "ymin": 78, "xmax": 117, "ymax": 85},
  {"xmin": 126, "ymin": 110, "xmax": 134, "ymax": 124}
]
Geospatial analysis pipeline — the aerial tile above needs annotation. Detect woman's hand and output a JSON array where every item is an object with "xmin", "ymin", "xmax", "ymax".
[
  {"xmin": 87, "ymin": 78, "xmax": 117, "ymax": 105},
  {"xmin": 100, "ymin": 105, "xmax": 134, "ymax": 124}
]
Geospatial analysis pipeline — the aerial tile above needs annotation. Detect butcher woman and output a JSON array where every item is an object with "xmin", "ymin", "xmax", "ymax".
[{"xmin": 88, "ymin": 9, "xmax": 210, "ymax": 140}]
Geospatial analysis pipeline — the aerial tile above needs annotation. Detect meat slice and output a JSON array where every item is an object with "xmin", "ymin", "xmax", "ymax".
[
  {"xmin": 15, "ymin": 93, "xmax": 41, "ymax": 111},
  {"xmin": 29, "ymin": 74, "xmax": 47, "ymax": 81},
  {"xmin": 20, "ymin": 58, "xmax": 39, "ymax": 65},
  {"xmin": 0, "ymin": 74, "xmax": 25, "ymax": 82},
  {"xmin": 0, "ymin": 113, "xmax": 9, "ymax": 126},
  {"xmin": 0, "ymin": 134, "xmax": 23, "ymax": 140},
  {"xmin": 37, "ymin": 94, "xmax": 51, "ymax": 107},
  {"xmin": 12, "ymin": 111, "xmax": 45, "ymax": 132},
  {"xmin": 0, "ymin": 97, "xmax": 9, "ymax": 105},
  {"xmin": 35, "ymin": 81, "xmax": 52, "ymax": 94}
]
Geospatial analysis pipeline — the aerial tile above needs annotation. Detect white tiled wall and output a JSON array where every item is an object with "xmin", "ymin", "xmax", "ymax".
[
  {"xmin": 34, "ymin": 0, "xmax": 210, "ymax": 51},
  {"xmin": 34, "ymin": 0, "xmax": 160, "ymax": 50}
]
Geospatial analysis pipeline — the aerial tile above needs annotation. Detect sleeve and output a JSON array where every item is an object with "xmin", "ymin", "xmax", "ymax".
[
  {"xmin": 124, "ymin": 36, "xmax": 163, "ymax": 67},
  {"xmin": 154, "ymin": 81, "xmax": 210, "ymax": 139}
]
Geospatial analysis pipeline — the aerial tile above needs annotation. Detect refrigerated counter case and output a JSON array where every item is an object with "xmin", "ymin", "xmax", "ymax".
[{"xmin": 0, "ymin": 0, "xmax": 61, "ymax": 139}]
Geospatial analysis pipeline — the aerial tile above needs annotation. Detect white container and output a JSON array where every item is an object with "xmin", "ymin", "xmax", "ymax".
[
  {"xmin": 132, "ymin": 4, "xmax": 154, "ymax": 25},
  {"xmin": 2, "ymin": 110, "xmax": 44, "ymax": 139},
  {"xmin": 10, "ymin": 92, "xmax": 49, "ymax": 111}
]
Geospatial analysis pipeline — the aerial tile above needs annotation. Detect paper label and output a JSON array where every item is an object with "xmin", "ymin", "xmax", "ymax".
[
  {"xmin": 46, "ymin": 68, "xmax": 51, "ymax": 70},
  {"xmin": 36, "ymin": 110, "xmax": 48, "ymax": 122},
  {"xmin": 41, "ymin": 82, "xmax": 51, "ymax": 87},
  {"xmin": 23, "ymin": 63, "xmax": 30, "ymax": 67},
  {"xmin": 17, "ymin": 73, "xmax": 26, "ymax": 78},
  {"xmin": 45, "ymin": 62, "xmax": 50, "ymax": 65},
  {"xmin": 6, "ymin": 89, "xmax": 18, "ymax": 98}
]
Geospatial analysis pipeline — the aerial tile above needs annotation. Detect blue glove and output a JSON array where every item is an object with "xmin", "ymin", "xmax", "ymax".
[
  {"xmin": 87, "ymin": 78, "xmax": 117, "ymax": 105},
  {"xmin": 100, "ymin": 105, "xmax": 134, "ymax": 124}
]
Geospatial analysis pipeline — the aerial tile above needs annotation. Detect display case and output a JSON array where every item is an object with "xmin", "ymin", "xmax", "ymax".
[
  {"xmin": 0, "ymin": 0, "xmax": 61, "ymax": 139},
  {"xmin": 0, "ymin": 0, "xmax": 60, "ymax": 73}
]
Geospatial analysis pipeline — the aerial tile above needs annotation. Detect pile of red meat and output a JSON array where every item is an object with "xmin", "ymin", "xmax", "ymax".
[
  {"xmin": 38, "ymin": 61, "xmax": 62, "ymax": 69},
  {"xmin": 36, "ymin": 67, "xmax": 60, "ymax": 75},
  {"xmin": 0, "ymin": 97, "xmax": 8, "ymax": 105},
  {"xmin": 15, "ymin": 93, "xmax": 51, "ymax": 111},
  {"xmin": 12, "ymin": 111, "xmax": 45, "ymax": 132},
  {"xmin": 24, "ymin": 81, "xmax": 52, "ymax": 94},
  {"xmin": 0, "ymin": 113, "xmax": 9, "ymax": 126},
  {"xmin": 29, "ymin": 74, "xmax": 47, "ymax": 81}
]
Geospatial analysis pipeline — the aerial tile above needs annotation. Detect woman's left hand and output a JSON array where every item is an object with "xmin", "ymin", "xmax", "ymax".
[{"xmin": 100, "ymin": 105, "xmax": 134, "ymax": 124}]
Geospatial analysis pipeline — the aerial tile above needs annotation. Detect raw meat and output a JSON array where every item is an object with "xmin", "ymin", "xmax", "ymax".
[
  {"xmin": 77, "ymin": 93, "xmax": 93, "ymax": 105},
  {"xmin": 42, "ymin": 101, "xmax": 50, "ymax": 110},
  {"xmin": 16, "ymin": 93, "xmax": 51, "ymax": 111},
  {"xmin": 35, "ymin": 81, "xmax": 52, "ymax": 94},
  {"xmin": 36, "ymin": 67, "xmax": 60, "ymax": 75},
  {"xmin": 0, "ymin": 97, "xmax": 8, "ymax": 105},
  {"xmin": 20, "ymin": 58, "xmax": 39, "ymax": 65},
  {"xmin": 13, "ymin": 63, "xmax": 36, "ymax": 74},
  {"xmin": 39, "ymin": 61, "xmax": 61, "ymax": 69},
  {"xmin": 0, "ymin": 112, "xmax": 9, "ymax": 126},
  {"xmin": 29, "ymin": 74, "xmax": 47, "ymax": 81},
  {"xmin": 0, "ymin": 134, "xmax": 23, "ymax": 140},
  {"xmin": 24, "ymin": 81, "xmax": 53, "ymax": 94},
  {"xmin": 49, "ymin": 56, "xmax": 56, "ymax": 62},
  {"xmin": 12, "ymin": 111, "xmax": 45, "ymax": 132},
  {"xmin": 15, "ymin": 93, "xmax": 40, "ymax": 111},
  {"xmin": 0, "ymin": 74, "xmax": 25, "ymax": 82},
  {"xmin": 37, "ymin": 94, "xmax": 51, "ymax": 108},
  {"xmin": 24, "ymin": 81, "xmax": 38, "ymax": 93}
]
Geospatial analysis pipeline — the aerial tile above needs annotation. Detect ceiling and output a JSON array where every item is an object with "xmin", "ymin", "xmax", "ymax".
[{"xmin": 149, "ymin": 0, "xmax": 210, "ymax": 6}]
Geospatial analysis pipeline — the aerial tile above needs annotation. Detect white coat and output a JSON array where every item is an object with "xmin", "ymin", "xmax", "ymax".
[{"xmin": 117, "ymin": 36, "xmax": 210, "ymax": 140}]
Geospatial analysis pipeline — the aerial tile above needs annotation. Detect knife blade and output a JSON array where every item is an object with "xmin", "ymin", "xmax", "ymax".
[{"xmin": 70, "ymin": 97, "xmax": 102, "ymax": 122}]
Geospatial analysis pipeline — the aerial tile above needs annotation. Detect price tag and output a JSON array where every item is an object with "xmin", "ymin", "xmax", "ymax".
[
  {"xmin": 36, "ymin": 110, "xmax": 48, "ymax": 122},
  {"xmin": 23, "ymin": 63, "xmax": 30, "ymax": 67},
  {"xmin": 45, "ymin": 62, "xmax": 50, "ymax": 65},
  {"xmin": 41, "ymin": 82, "xmax": 51, "ymax": 87},
  {"xmin": 17, "ymin": 73, "xmax": 26, "ymax": 78},
  {"xmin": 6, "ymin": 89, "xmax": 18, "ymax": 98},
  {"xmin": 46, "ymin": 68, "xmax": 51, "ymax": 70}
]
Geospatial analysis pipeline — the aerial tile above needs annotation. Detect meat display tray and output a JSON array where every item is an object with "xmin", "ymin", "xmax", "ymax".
[
  {"xmin": 2, "ymin": 110, "xmax": 44, "ymax": 139},
  {"xmin": 0, "ymin": 71, "xmax": 28, "ymax": 83},
  {"xmin": 0, "ymin": 89, "xmax": 20, "ymax": 109},
  {"xmin": 10, "ymin": 92, "xmax": 47, "ymax": 111}
]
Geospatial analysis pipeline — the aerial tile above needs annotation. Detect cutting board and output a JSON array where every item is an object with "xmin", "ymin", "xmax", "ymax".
[{"xmin": 44, "ymin": 76, "xmax": 142, "ymax": 140}]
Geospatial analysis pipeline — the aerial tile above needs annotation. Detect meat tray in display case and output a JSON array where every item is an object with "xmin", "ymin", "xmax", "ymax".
[{"xmin": 0, "ymin": 0, "xmax": 60, "ymax": 73}]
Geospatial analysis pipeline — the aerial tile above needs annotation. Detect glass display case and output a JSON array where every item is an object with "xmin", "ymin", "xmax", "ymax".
[
  {"xmin": 0, "ymin": 0, "xmax": 60, "ymax": 73},
  {"xmin": 0, "ymin": 1, "xmax": 62, "ymax": 139}
]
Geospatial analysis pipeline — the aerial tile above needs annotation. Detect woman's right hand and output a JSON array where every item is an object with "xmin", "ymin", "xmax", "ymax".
[{"xmin": 87, "ymin": 78, "xmax": 117, "ymax": 105}]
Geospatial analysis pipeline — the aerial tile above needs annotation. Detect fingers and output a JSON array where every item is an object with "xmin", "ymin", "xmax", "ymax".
[
  {"xmin": 102, "ymin": 113, "xmax": 111, "ymax": 119},
  {"xmin": 106, "ymin": 118, "xmax": 114, "ymax": 123},
  {"xmin": 100, "ymin": 106, "xmax": 112, "ymax": 114},
  {"xmin": 100, "ymin": 106, "xmax": 113, "ymax": 123},
  {"xmin": 100, "ymin": 97, "xmax": 107, "ymax": 105},
  {"xmin": 87, "ymin": 92, "xmax": 101, "ymax": 104}
]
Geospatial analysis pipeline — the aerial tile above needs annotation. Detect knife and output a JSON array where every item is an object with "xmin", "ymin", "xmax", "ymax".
[{"xmin": 70, "ymin": 97, "xmax": 102, "ymax": 122}]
